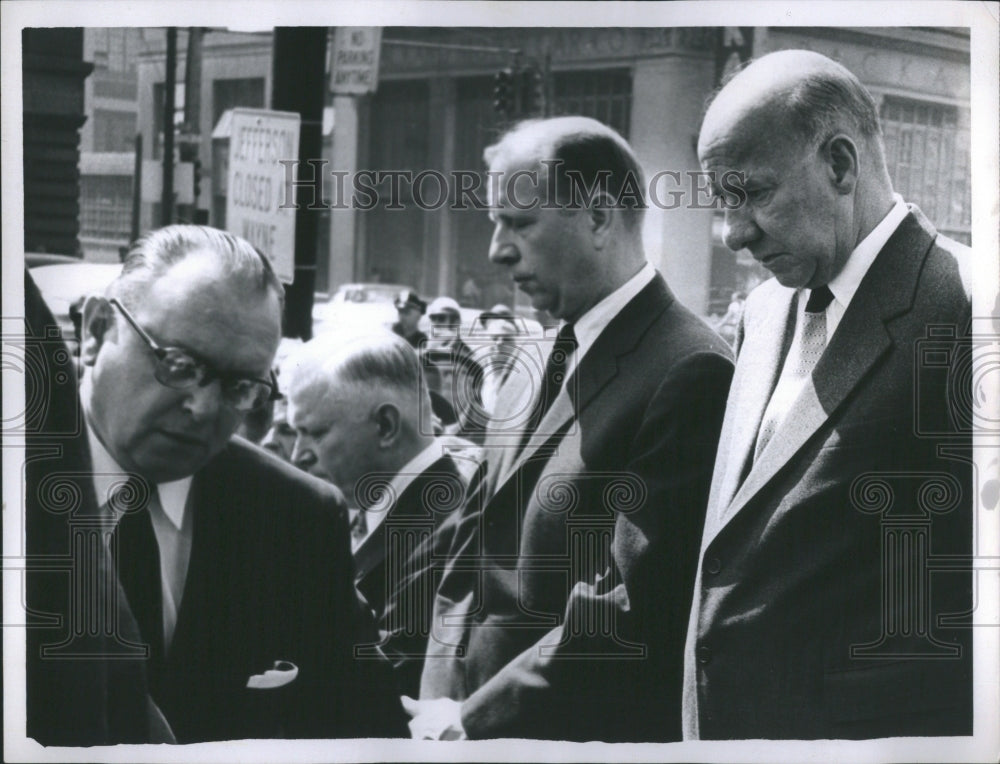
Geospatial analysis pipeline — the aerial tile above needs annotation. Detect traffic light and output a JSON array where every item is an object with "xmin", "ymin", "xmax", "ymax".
[
  {"xmin": 493, "ymin": 68, "xmax": 514, "ymax": 115},
  {"xmin": 520, "ymin": 65, "xmax": 545, "ymax": 116}
]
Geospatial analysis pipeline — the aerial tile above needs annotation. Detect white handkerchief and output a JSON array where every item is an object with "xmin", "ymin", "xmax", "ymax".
[{"xmin": 246, "ymin": 660, "xmax": 299, "ymax": 689}]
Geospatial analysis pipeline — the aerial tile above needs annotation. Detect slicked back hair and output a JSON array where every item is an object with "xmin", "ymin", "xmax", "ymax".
[
  {"xmin": 291, "ymin": 331, "xmax": 425, "ymax": 413},
  {"xmin": 110, "ymin": 224, "xmax": 285, "ymax": 309}
]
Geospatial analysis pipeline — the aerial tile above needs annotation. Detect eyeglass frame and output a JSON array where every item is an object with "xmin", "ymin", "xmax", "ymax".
[{"xmin": 107, "ymin": 297, "xmax": 282, "ymax": 411}]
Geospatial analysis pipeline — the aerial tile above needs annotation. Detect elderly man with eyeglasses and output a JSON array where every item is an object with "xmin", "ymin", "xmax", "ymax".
[{"xmin": 76, "ymin": 225, "xmax": 406, "ymax": 742}]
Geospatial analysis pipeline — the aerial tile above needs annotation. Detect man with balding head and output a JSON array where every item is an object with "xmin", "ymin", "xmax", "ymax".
[
  {"xmin": 684, "ymin": 51, "xmax": 972, "ymax": 739},
  {"xmin": 78, "ymin": 225, "xmax": 404, "ymax": 741},
  {"xmin": 287, "ymin": 332, "xmax": 478, "ymax": 697},
  {"xmin": 406, "ymin": 116, "xmax": 734, "ymax": 741}
]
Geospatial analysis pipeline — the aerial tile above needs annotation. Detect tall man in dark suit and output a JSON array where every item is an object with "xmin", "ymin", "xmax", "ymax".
[
  {"xmin": 683, "ymin": 50, "xmax": 973, "ymax": 739},
  {"xmin": 405, "ymin": 116, "xmax": 734, "ymax": 742},
  {"xmin": 287, "ymin": 331, "xmax": 479, "ymax": 698},
  {"xmin": 77, "ymin": 225, "xmax": 406, "ymax": 742}
]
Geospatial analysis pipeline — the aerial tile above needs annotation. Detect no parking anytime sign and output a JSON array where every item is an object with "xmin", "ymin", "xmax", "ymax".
[{"xmin": 225, "ymin": 108, "xmax": 300, "ymax": 284}]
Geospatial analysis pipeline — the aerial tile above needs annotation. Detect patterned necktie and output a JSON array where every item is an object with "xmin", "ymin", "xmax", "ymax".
[
  {"xmin": 754, "ymin": 285, "xmax": 834, "ymax": 461},
  {"xmin": 109, "ymin": 477, "xmax": 164, "ymax": 663},
  {"xmin": 534, "ymin": 323, "xmax": 577, "ymax": 427}
]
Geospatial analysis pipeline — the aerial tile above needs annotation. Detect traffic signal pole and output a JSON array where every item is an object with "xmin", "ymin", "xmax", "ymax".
[
  {"xmin": 162, "ymin": 28, "xmax": 176, "ymax": 226},
  {"xmin": 271, "ymin": 27, "xmax": 326, "ymax": 340}
]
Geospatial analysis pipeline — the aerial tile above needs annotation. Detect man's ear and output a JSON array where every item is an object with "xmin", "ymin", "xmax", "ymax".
[
  {"xmin": 824, "ymin": 134, "xmax": 860, "ymax": 195},
  {"xmin": 372, "ymin": 402, "xmax": 402, "ymax": 446},
  {"xmin": 79, "ymin": 296, "xmax": 115, "ymax": 368},
  {"xmin": 588, "ymin": 192, "xmax": 615, "ymax": 248}
]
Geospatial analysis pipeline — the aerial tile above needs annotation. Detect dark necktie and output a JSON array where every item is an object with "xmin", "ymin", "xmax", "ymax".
[
  {"xmin": 110, "ymin": 477, "xmax": 164, "ymax": 663},
  {"xmin": 350, "ymin": 510, "xmax": 369, "ymax": 549},
  {"xmin": 516, "ymin": 323, "xmax": 577, "ymax": 457}
]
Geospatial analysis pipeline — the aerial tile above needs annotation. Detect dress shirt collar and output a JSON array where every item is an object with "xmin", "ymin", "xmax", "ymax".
[
  {"xmin": 563, "ymin": 261, "xmax": 656, "ymax": 366},
  {"xmin": 85, "ymin": 418, "xmax": 192, "ymax": 530},
  {"xmin": 361, "ymin": 435, "xmax": 472, "ymax": 537},
  {"xmin": 827, "ymin": 193, "xmax": 907, "ymax": 311}
]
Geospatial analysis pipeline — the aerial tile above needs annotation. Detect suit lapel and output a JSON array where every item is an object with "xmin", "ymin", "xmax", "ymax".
[
  {"xmin": 709, "ymin": 208, "xmax": 935, "ymax": 540},
  {"xmin": 167, "ymin": 464, "xmax": 223, "ymax": 663},
  {"xmin": 353, "ymin": 519, "xmax": 386, "ymax": 582},
  {"xmin": 705, "ymin": 286, "xmax": 795, "ymax": 532},
  {"xmin": 487, "ymin": 342, "xmax": 545, "ymax": 492},
  {"xmin": 492, "ymin": 275, "xmax": 672, "ymax": 495}
]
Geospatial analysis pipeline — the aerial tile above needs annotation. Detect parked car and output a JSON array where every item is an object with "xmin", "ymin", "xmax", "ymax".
[
  {"xmin": 312, "ymin": 282, "xmax": 545, "ymax": 340},
  {"xmin": 28, "ymin": 260, "xmax": 123, "ymax": 360},
  {"xmin": 311, "ymin": 282, "xmax": 414, "ymax": 337}
]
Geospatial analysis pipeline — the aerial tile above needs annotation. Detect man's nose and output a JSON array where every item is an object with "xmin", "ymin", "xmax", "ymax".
[
  {"xmin": 260, "ymin": 425, "xmax": 280, "ymax": 452},
  {"xmin": 488, "ymin": 224, "xmax": 519, "ymax": 266},
  {"xmin": 290, "ymin": 436, "xmax": 315, "ymax": 470},
  {"xmin": 722, "ymin": 204, "xmax": 762, "ymax": 253},
  {"xmin": 181, "ymin": 378, "xmax": 224, "ymax": 421}
]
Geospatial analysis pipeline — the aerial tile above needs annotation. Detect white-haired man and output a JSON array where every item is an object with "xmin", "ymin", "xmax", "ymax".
[{"xmin": 287, "ymin": 331, "xmax": 479, "ymax": 698}]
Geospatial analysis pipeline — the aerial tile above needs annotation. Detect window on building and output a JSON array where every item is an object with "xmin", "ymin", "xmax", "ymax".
[
  {"xmin": 106, "ymin": 28, "xmax": 128, "ymax": 72},
  {"xmin": 880, "ymin": 96, "xmax": 971, "ymax": 244},
  {"xmin": 80, "ymin": 175, "xmax": 133, "ymax": 243},
  {"xmin": 212, "ymin": 77, "xmax": 266, "ymax": 126},
  {"xmin": 445, "ymin": 68, "xmax": 635, "ymax": 313},
  {"xmin": 92, "ymin": 109, "xmax": 137, "ymax": 152},
  {"xmin": 552, "ymin": 68, "xmax": 633, "ymax": 139}
]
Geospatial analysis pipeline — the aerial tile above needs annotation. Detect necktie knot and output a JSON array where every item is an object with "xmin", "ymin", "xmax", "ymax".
[
  {"xmin": 350, "ymin": 510, "xmax": 369, "ymax": 547},
  {"xmin": 805, "ymin": 285, "xmax": 834, "ymax": 314}
]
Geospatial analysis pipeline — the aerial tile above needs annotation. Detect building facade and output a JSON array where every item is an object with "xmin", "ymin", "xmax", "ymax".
[{"xmin": 125, "ymin": 26, "xmax": 970, "ymax": 318}]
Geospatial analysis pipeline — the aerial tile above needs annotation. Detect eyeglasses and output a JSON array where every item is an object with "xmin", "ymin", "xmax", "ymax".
[{"xmin": 108, "ymin": 298, "xmax": 281, "ymax": 412}]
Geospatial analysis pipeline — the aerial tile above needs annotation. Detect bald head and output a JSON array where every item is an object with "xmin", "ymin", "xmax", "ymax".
[
  {"xmin": 485, "ymin": 116, "xmax": 647, "ymax": 233},
  {"xmin": 697, "ymin": 51, "xmax": 896, "ymax": 289},
  {"xmin": 700, "ymin": 50, "xmax": 885, "ymax": 170}
]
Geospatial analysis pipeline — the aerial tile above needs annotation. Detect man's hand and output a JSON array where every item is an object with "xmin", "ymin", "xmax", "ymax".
[{"xmin": 401, "ymin": 695, "xmax": 467, "ymax": 740}]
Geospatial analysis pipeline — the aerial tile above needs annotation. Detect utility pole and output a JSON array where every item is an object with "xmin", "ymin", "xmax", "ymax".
[
  {"xmin": 130, "ymin": 133, "xmax": 142, "ymax": 245},
  {"xmin": 271, "ymin": 27, "xmax": 327, "ymax": 340},
  {"xmin": 181, "ymin": 27, "xmax": 205, "ymax": 222},
  {"xmin": 161, "ymin": 27, "xmax": 176, "ymax": 226}
]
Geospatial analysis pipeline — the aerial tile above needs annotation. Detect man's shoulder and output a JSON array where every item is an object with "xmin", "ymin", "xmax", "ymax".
[
  {"xmin": 203, "ymin": 437, "xmax": 347, "ymax": 508},
  {"xmin": 646, "ymin": 286, "xmax": 734, "ymax": 364},
  {"xmin": 925, "ymin": 231, "xmax": 973, "ymax": 303}
]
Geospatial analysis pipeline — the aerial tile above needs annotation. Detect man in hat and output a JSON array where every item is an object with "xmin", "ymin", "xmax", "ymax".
[
  {"xmin": 425, "ymin": 296, "xmax": 485, "ymax": 442},
  {"xmin": 392, "ymin": 289, "xmax": 428, "ymax": 350},
  {"xmin": 477, "ymin": 304, "xmax": 521, "ymax": 415}
]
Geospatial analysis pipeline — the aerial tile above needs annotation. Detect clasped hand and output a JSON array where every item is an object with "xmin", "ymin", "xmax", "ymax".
[{"xmin": 400, "ymin": 695, "xmax": 466, "ymax": 740}]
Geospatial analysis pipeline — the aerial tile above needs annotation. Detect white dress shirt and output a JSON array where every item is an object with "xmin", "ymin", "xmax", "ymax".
[
  {"xmin": 87, "ymin": 422, "xmax": 193, "ymax": 651},
  {"xmin": 755, "ymin": 195, "xmax": 908, "ymax": 449},
  {"xmin": 350, "ymin": 435, "xmax": 478, "ymax": 550},
  {"xmin": 561, "ymin": 260, "xmax": 657, "ymax": 380}
]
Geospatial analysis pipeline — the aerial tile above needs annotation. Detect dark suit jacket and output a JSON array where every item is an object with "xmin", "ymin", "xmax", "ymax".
[
  {"xmin": 684, "ymin": 206, "xmax": 973, "ymax": 739},
  {"xmin": 144, "ymin": 439, "xmax": 408, "ymax": 742},
  {"xmin": 353, "ymin": 451, "xmax": 473, "ymax": 697},
  {"xmin": 421, "ymin": 273, "xmax": 734, "ymax": 741},
  {"xmin": 24, "ymin": 270, "xmax": 173, "ymax": 745}
]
